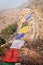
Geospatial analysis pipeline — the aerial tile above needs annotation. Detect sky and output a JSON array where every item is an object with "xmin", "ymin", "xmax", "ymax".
[{"xmin": 0, "ymin": 0, "xmax": 26, "ymax": 10}]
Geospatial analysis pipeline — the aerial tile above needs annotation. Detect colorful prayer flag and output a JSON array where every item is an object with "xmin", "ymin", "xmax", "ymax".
[
  {"xmin": 10, "ymin": 40, "xmax": 25, "ymax": 49},
  {"xmin": 25, "ymin": 14, "xmax": 32, "ymax": 21},
  {"xmin": 1, "ymin": 62, "xmax": 15, "ymax": 65},
  {"xmin": 2, "ymin": 49, "xmax": 19, "ymax": 63},
  {"xmin": 18, "ymin": 26, "xmax": 28, "ymax": 34},
  {"xmin": 21, "ymin": 22, "xmax": 28, "ymax": 28},
  {"xmin": 15, "ymin": 33, "xmax": 25, "ymax": 39}
]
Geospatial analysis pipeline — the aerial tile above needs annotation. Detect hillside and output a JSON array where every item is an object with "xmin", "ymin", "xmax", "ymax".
[
  {"xmin": 0, "ymin": 0, "xmax": 43, "ymax": 65},
  {"xmin": 0, "ymin": 8, "xmax": 20, "ymax": 32}
]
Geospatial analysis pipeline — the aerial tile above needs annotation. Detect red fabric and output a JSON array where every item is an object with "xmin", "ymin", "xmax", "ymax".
[
  {"xmin": 2, "ymin": 48, "xmax": 19, "ymax": 62},
  {"xmin": 22, "ymin": 22, "xmax": 25, "ymax": 25}
]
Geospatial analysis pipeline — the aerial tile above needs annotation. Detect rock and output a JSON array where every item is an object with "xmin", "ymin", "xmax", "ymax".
[{"xmin": 15, "ymin": 63, "xmax": 21, "ymax": 65}]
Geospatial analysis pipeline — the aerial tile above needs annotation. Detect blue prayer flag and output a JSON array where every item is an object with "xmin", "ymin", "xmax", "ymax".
[
  {"xmin": 25, "ymin": 14, "xmax": 32, "ymax": 21},
  {"xmin": 15, "ymin": 33, "xmax": 25, "ymax": 39}
]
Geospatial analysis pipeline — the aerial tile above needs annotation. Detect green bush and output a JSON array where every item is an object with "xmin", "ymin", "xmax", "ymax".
[
  {"xmin": 0, "ymin": 37, "xmax": 6, "ymax": 46},
  {"xmin": 2, "ymin": 23, "xmax": 18, "ymax": 39}
]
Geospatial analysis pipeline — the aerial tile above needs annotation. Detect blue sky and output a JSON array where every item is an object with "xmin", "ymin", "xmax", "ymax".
[{"xmin": 0, "ymin": 0, "xmax": 26, "ymax": 10}]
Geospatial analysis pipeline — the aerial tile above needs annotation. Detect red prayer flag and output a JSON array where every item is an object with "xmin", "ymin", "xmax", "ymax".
[{"xmin": 2, "ymin": 48, "xmax": 19, "ymax": 62}]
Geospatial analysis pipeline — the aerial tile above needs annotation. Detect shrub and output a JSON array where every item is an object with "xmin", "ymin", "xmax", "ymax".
[
  {"xmin": 0, "ymin": 37, "xmax": 6, "ymax": 46},
  {"xmin": 1, "ymin": 23, "xmax": 18, "ymax": 40}
]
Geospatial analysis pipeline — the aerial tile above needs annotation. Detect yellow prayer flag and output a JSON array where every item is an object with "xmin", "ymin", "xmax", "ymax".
[{"xmin": 18, "ymin": 26, "xmax": 28, "ymax": 34}]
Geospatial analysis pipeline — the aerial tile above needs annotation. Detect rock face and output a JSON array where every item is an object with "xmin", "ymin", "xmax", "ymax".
[
  {"xmin": 18, "ymin": 0, "xmax": 43, "ymax": 65},
  {"xmin": 18, "ymin": 7, "xmax": 43, "ymax": 43}
]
